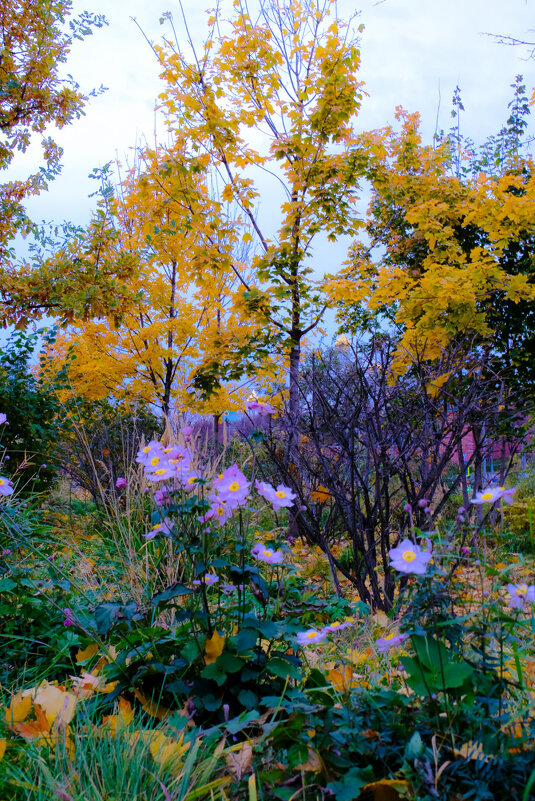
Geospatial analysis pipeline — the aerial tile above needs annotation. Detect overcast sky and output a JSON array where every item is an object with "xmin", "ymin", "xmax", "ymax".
[{"xmin": 8, "ymin": 0, "xmax": 534, "ymax": 235}]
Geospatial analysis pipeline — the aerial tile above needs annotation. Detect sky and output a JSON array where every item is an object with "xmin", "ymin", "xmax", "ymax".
[{"xmin": 9, "ymin": 0, "xmax": 534, "ymax": 232}]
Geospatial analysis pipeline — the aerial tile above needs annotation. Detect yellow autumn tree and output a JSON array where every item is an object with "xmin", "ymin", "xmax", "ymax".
[
  {"xmin": 326, "ymin": 107, "xmax": 535, "ymax": 374},
  {"xmin": 146, "ymin": 0, "xmax": 366, "ymax": 425},
  {"xmin": 49, "ymin": 147, "xmax": 282, "ymax": 416}
]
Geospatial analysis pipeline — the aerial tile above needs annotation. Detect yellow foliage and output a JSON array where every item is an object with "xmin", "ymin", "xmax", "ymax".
[{"xmin": 205, "ymin": 630, "xmax": 226, "ymax": 664}]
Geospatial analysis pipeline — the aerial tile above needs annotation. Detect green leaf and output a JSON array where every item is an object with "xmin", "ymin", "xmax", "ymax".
[
  {"xmin": 231, "ymin": 627, "xmax": 258, "ymax": 652},
  {"xmin": 266, "ymin": 656, "xmax": 301, "ymax": 681},
  {"xmin": 238, "ymin": 688, "xmax": 258, "ymax": 709},
  {"xmin": 95, "ymin": 599, "xmax": 139, "ymax": 635},
  {"xmin": 217, "ymin": 652, "xmax": 244, "ymax": 673},
  {"xmin": 151, "ymin": 583, "xmax": 194, "ymax": 606},
  {"xmin": 201, "ymin": 661, "xmax": 227, "ymax": 687}
]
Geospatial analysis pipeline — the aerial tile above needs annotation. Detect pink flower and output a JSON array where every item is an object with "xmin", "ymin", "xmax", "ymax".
[
  {"xmin": 136, "ymin": 441, "xmax": 165, "ymax": 469},
  {"xmin": 255, "ymin": 480, "xmax": 296, "ymax": 510},
  {"xmin": 199, "ymin": 494, "xmax": 235, "ymax": 525},
  {"xmin": 115, "ymin": 477, "xmax": 127, "ymax": 488},
  {"xmin": 251, "ymin": 543, "xmax": 284, "ymax": 564},
  {"xmin": 322, "ymin": 621, "xmax": 352, "ymax": 634},
  {"xmin": 145, "ymin": 464, "xmax": 175, "ymax": 483},
  {"xmin": 0, "ymin": 477, "xmax": 13, "ymax": 496},
  {"xmin": 376, "ymin": 632, "xmax": 409, "ymax": 654},
  {"xmin": 144, "ymin": 517, "xmax": 174, "ymax": 540},
  {"xmin": 180, "ymin": 425, "xmax": 194, "ymax": 441},
  {"xmin": 0, "ymin": 413, "xmax": 7, "ymax": 425},
  {"xmin": 154, "ymin": 486, "xmax": 172, "ymax": 506},
  {"xmin": 214, "ymin": 464, "xmax": 250, "ymax": 506},
  {"xmin": 296, "ymin": 629, "xmax": 326, "ymax": 646},
  {"xmin": 246, "ymin": 400, "xmax": 276, "ymax": 416},
  {"xmin": 388, "ymin": 539, "xmax": 431, "ymax": 575},
  {"xmin": 193, "ymin": 574, "xmax": 219, "ymax": 587},
  {"xmin": 507, "ymin": 583, "xmax": 535, "ymax": 610}
]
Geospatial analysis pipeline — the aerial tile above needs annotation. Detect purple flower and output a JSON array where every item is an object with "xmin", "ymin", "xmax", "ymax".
[
  {"xmin": 0, "ymin": 413, "xmax": 7, "ymax": 425},
  {"xmin": 296, "ymin": 628, "xmax": 326, "ymax": 646},
  {"xmin": 460, "ymin": 546, "xmax": 471, "ymax": 556},
  {"xmin": 144, "ymin": 517, "xmax": 174, "ymax": 540},
  {"xmin": 180, "ymin": 425, "xmax": 194, "ymax": 441},
  {"xmin": 63, "ymin": 608, "xmax": 75, "ymax": 627},
  {"xmin": 213, "ymin": 464, "xmax": 250, "ymax": 506},
  {"xmin": 199, "ymin": 495, "xmax": 234, "ymax": 525},
  {"xmin": 417, "ymin": 499, "xmax": 428, "ymax": 509},
  {"xmin": 255, "ymin": 479, "xmax": 296, "ymax": 510},
  {"xmin": 136, "ymin": 441, "xmax": 165, "ymax": 469},
  {"xmin": 376, "ymin": 632, "xmax": 409, "ymax": 654},
  {"xmin": 220, "ymin": 583, "xmax": 238, "ymax": 595},
  {"xmin": 322, "ymin": 621, "xmax": 353, "ymax": 634},
  {"xmin": 457, "ymin": 506, "xmax": 466, "ymax": 515},
  {"xmin": 507, "ymin": 583, "xmax": 535, "ymax": 610},
  {"xmin": 456, "ymin": 515, "xmax": 466, "ymax": 524},
  {"xmin": 388, "ymin": 539, "xmax": 432, "ymax": 575},
  {"xmin": 251, "ymin": 543, "xmax": 284, "ymax": 564},
  {"xmin": 0, "ymin": 477, "xmax": 13, "ymax": 496},
  {"xmin": 403, "ymin": 503, "xmax": 412, "ymax": 513},
  {"xmin": 193, "ymin": 574, "xmax": 219, "ymax": 587},
  {"xmin": 115, "ymin": 477, "xmax": 127, "ymax": 488},
  {"xmin": 154, "ymin": 486, "xmax": 172, "ymax": 506}
]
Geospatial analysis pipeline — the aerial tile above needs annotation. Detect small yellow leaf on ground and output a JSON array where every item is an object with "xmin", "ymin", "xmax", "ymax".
[
  {"xmin": 205, "ymin": 630, "xmax": 225, "ymax": 664},
  {"xmin": 5, "ymin": 693, "xmax": 32, "ymax": 726},
  {"xmin": 373, "ymin": 612, "xmax": 390, "ymax": 628},
  {"xmin": 76, "ymin": 643, "xmax": 99, "ymax": 663},
  {"xmin": 149, "ymin": 731, "xmax": 190, "ymax": 770},
  {"xmin": 0, "ymin": 739, "xmax": 6, "ymax": 760},
  {"xmin": 132, "ymin": 688, "xmax": 170, "ymax": 720},
  {"xmin": 102, "ymin": 697, "xmax": 134, "ymax": 733}
]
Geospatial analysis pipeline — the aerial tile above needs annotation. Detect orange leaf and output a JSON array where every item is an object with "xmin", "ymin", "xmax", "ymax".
[
  {"xmin": 204, "ymin": 630, "xmax": 225, "ymax": 664},
  {"xmin": 132, "ymin": 688, "xmax": 170, "ymax": 720},
  {"xmin": 5, "ymin": 693, "xmax": 32, "ymax": 727},
  {"xmin": 327, "ymin": 666, "xmax": 356, "ymax": 692},
  {"xmin": 0, "ymin": 739, "xmax": 6, "ymax": 760},
  {"xmin": 76, "ymin": 643, "xmax": 99, "ymax": 663},
  {"xmin": 102, "ymin": 697, "xmax": 134, "ymax": 733}
]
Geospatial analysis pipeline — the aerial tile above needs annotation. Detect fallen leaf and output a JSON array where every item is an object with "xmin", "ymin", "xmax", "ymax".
[
  {"xmin": 22, "ymin": 682, "xmax": 77, "ymax": 727},
  {"xmin": 205, "ymin": 630, "xmax": 225, "ymax": 664},
  {"xmin": 102, "ymin": 697, "xmax": 134, "ymax": 733},
  {"xmin": 0, "ymin": 739, "xmax": 6, "ymax": 760},
  {"xmin": 133, "ymin": 688, "xmax": 170, "ymax": 721},
  {"xmin": 5, "ymin": 693, "xmax": 32, "ymax": 726},
  {"xmin": 327, "ymin": 666, "xmax": 356, "ymax": 692},
  {"xmin": 226, "ymin": 741, "xmax": 253, "ymax": 779},
  {"xmin": 76, "ymin": 643, "xmax": 99, "ymax": 663}
]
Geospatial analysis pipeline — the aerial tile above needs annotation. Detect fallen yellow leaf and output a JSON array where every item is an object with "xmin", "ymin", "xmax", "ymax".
[
  {"xmin": 5, "ymin": 693, "xmax": 32, "ymax": 726},
  {"xmin": 205, "ymin": 630, "xmax": 225, "ymax": 664},
  {"xmin": 132, "ymin": 688, "xmax": 170, "ymax": 721},
  {"xmin": 0, "ymin": 739, "xmax": 6, "ymax": 760},
  {"xmin": 76, "ymin": 643, "xmax": 99, "ymax": 663},
  {"xmin": 102, "ymin": 697, "xmax": 134, "ymax": 733}
]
